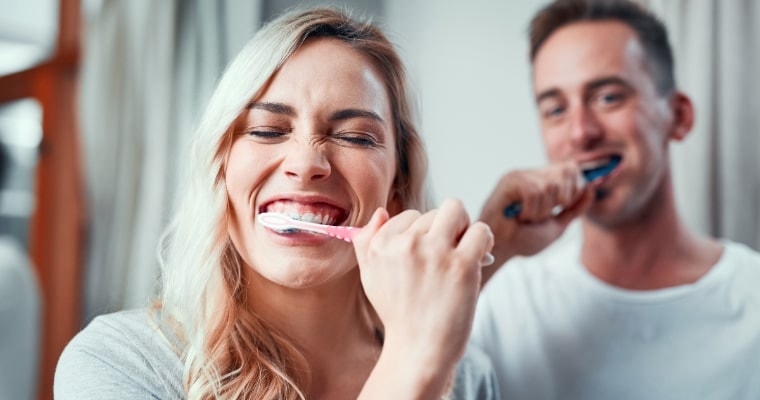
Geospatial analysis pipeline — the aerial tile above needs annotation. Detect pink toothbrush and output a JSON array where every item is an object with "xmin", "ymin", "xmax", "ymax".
[
  {"xmin": 257, "ymin": 212, "xmax": 495, "ymax": 266},
  {"xmin": 258, "ymin": 212, "xmax": 361, "ymax": 242}
]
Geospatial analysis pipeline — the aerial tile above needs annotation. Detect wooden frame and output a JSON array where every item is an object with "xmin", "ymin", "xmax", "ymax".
[{"xmin": 0, "ymin": 1, "xmax": 84, "ymax": 399}]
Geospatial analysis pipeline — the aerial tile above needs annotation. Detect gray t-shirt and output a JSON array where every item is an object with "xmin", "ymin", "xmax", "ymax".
[
  {"xmin": 0, "ymin": 236, "xmax": 41, "ymax": 400},
  {"xmin": 55, "ymin": 309, "xmax": 499, "ymax": 399}
]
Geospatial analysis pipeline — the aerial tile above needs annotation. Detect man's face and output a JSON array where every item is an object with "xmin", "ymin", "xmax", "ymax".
[{"xmin": 533, "ymin": 20, "xmax": 676, "ymax": 227}]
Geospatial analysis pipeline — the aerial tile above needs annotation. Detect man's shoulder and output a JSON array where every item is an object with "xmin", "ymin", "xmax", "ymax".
[
  {"xmin": 721, "ymin": 240, "xmax": 760, "ymax": 274},
  {"xmin": 724, "ymin": 240, "xmax": 760, "ymax": 258}
]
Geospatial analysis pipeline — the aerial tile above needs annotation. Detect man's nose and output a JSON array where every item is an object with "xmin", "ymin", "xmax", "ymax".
[
  {"xmin": 569, "ymin": 105, "xmax": 603, "ymax": 149},
  {"xmin": 282, "ymin": 139, "xmax": 331, "ymax": 182}
]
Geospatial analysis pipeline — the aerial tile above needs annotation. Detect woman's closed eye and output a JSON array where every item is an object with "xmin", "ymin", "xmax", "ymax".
[
  {"xmin": 332, "ymin": 131, "xmax": 381, "ymax": 148},
  {"xmin": 246, "ymin": 128, "xmax": 288, "ymax": 142}
]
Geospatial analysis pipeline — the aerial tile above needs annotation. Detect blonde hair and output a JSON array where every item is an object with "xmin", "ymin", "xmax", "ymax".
[{"xmin": 158, "ymin": 7, "xmax": 429, "ymax": 399}]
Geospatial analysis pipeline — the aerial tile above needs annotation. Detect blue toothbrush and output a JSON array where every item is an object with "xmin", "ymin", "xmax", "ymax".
[{"xmin": 503, "ymin": 155, "xmax": 621, "ymax": 218}]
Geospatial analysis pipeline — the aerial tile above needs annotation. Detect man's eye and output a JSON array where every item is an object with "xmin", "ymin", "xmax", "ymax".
[
  {"xmin": 593, "ymin": 91, "xmax": 626, "ymax": 108},
  {"xmin": 600, "ymin": 93, "xmax": 622, "ymax": 103},
  {"xmin": 542, "ymin": 106, "xmax": 565, "ymax": 118}
]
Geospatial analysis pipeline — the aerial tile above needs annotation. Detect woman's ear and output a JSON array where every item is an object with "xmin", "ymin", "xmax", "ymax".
[{"xmin": 669, "ymin": 92, "xmax": 695, "ymax": 142}]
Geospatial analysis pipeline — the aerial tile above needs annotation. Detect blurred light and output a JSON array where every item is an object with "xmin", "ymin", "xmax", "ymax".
[
  {"xmin": 0, "ymin": 0, "xmax": 57, "ymax": 47},
  {"xmin": 0, "ymin": 41, "xmax": 50, "ymax": 76},
  {"xmin": 0, "ymin": 0, "xmax": 57, "ymax": 75},
  {"xmin": 0, "ymin": 99, "xmax": 43, "ymax": 148}
]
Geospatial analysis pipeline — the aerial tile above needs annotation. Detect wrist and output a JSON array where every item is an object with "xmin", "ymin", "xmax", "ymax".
[{"xmin": 360, "ymin": 336, "xmax": 457, "ymax": 400}]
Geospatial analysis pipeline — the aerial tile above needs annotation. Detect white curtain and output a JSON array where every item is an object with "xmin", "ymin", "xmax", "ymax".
[
  {"xmin": 80, "ymin": 0, "xmax": 262, "ymax": 321},
  {"xmin": 643, "ymin": 0, "xmax": 760, "ymax": 250}
]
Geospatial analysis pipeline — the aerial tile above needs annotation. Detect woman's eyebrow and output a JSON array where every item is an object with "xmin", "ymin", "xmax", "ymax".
[
  {"xmin": 247, "ymin": 103, "xmax": 386, "ymax": 128},
  {"xmin": 247, "ymin": 101, "xmax": 296, "ymax": 116},
  {"xmin": 330, "ymin": 108, "xmax": 385, "ymax": 125}
]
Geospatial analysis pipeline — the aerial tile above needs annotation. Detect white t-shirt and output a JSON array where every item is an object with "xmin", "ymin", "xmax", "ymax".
[{"xmin": 471, "ymin": 240, "xmax": 760, "ymax": 400}]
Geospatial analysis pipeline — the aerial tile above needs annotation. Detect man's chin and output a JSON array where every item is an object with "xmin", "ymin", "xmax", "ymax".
[{"xmin": 584, "ymin": 196, "xmax": 631, "ymax": 229}]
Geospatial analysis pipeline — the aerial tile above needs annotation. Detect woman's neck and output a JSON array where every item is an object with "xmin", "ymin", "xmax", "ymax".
[{"xmin": 246, "ymin": 268, "xmax": 381, "ymax": 397}]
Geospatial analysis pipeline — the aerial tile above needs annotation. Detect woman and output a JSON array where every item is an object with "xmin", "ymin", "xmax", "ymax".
[{"xmin": 56, "ymin": 8, "xmax": 497, "ymax": 399}]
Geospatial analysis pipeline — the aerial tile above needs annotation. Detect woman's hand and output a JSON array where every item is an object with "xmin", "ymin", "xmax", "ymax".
[{"xmin": 353, "ymin": 198, "xmax": 493, "ymax": 399}]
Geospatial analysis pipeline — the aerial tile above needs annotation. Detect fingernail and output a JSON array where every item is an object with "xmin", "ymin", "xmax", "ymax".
[{"xmin": 480, "ymin": 252, "xmax": 495, "ymax": 267}]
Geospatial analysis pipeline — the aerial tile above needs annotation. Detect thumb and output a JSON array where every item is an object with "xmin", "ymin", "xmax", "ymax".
[{"xmin": 354, "ymin": 208, "xmax": 390, "ymax": 265}]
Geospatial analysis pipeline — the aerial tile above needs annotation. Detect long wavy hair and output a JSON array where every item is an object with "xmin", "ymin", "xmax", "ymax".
[{"xmin": 157, "ymin": 7, "xmax": 429, "ymax": 399}]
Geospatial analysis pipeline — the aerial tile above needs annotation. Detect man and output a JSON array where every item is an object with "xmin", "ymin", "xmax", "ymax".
[
  {"xmin": 472, "ymin": 1, "xmax": 760, "ymax": 399},
  {"xmin": 0, "ymin": 143, "xmax": 41, "ymax": 400}
]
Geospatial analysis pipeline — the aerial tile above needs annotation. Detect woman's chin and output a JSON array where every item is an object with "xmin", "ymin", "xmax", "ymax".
[{"xmin": 247, "ymin": 256, "xmax": 358, "ymax": 290}]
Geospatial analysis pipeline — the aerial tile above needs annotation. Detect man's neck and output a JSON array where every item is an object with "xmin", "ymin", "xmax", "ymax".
[{"xmin": 580, "ymin": 184, "xmax": 722, "ymax": 290}]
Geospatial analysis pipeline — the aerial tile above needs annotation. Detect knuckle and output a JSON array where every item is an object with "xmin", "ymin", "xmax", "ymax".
[
  {"xmin": 399, "ymin": 233, "xmax": 421, "ymax": 253},
  {"xmin": 400, "ymin": 209, "xmax": 422, "ymax": 219},
  {"xmin": 564, "ymin": 166, "xmax": 577, "ymax": 181},
  {"xmin": 547, "ymin": 182, "xmax": 559, "ymax": 196}
]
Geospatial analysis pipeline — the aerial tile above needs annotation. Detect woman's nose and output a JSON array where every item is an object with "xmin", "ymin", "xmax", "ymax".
[{"xmin": 282, "ymin": 139, "xmax": 331, "ymax": 182}]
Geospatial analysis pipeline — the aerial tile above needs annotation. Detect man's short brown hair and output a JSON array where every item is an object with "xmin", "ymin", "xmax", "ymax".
[{"xmin": 529, "ymin": 0, "xmax": 675, "ymax": 96}]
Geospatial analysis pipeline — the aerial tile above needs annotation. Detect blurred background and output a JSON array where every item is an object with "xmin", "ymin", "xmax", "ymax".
[{"xmin": 0, "ymin": 0, "xmax": 758, "ymax": 399}]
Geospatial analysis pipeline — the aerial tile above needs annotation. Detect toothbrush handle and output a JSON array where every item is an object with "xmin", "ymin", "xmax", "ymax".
[
  {"xmin": 503, "ymin": 202, "xmax": 522, "ymax": 219},
  {"xmin": 324, "ymin": 225, "xmax": 363, "ymax": 242}
]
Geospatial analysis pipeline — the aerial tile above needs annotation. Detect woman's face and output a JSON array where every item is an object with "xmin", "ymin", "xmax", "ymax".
[{"xmin": 225, "ymin": 38, "xmax": 398, "ymax": 289}]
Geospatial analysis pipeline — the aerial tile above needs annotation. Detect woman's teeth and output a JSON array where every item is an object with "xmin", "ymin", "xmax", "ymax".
[
  {"xmin": 284, "ymin": 212, "xmax": 334, "ymax": 225},
  {"xmin": 264, "ymin": 202, "xmax": 341, "ymax": 226}
]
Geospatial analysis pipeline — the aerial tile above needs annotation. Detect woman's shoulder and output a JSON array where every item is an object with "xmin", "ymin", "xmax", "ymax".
[
  {"xmin": 451, "ymin": 344, "xmax": 501, "ymax": 399},
  {"xmin": 54, "ymin": 308, "xmax": 185, "ymax": 399},
  {"xmin": 63, "ymin": 309, "xmax": 181, "ymax": 357}
]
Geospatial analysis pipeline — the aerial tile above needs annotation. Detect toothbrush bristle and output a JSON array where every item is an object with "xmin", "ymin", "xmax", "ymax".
[{"xmin": 258, "ymin": 212, "xmax": 359, "ymax": 242}]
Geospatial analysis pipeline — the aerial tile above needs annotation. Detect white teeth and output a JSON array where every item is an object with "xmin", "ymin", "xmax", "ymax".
[
  {"xmin": 270, "ymin": 210, "xmax": 336, "ymax": 225},
  {"xmin": 297, "ymin": 213, "xmax": 330, "ymax": 224},
  {"xmin": 263, "ymin": 200, "xmax": 342, "ymax": 225},
  {"xmin": 581, "ymin": 157, "xmax": 612, "ymax": 170}
]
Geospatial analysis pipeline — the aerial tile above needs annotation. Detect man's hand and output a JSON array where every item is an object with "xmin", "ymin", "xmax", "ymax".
[{"xmin": 478, "ymin": 162, "xmax": 597, "ymax": 286}]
